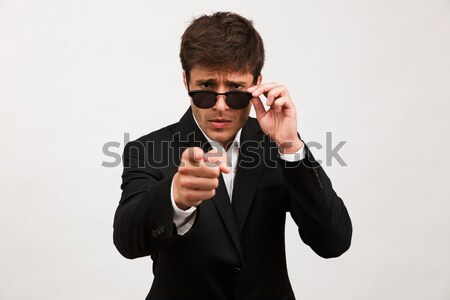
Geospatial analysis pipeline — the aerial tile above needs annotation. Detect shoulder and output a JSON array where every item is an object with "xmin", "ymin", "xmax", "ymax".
[
  {"xmin": 122, "ymin": 121, "xmax": 181, "ymax": 157},
  {"xmin": 132, "ymin": 122, "xmax": 179, "ymax": 144}
]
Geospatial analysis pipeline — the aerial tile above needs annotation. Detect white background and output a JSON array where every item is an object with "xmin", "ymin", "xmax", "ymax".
[{"xmin": 1, "ymin": 0, "xmax": 449, "ymax": 299}]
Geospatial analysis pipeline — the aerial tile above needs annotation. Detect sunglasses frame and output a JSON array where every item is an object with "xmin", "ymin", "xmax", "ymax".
[{"xmin": 186, "ymin": 73, "xmax": 253, "ymax": 109}]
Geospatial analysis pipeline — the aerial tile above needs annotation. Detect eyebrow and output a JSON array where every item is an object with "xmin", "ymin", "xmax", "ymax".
[
  {"xmin": 195, "ymin": 79, "xmax": 215, "ymax": 85},
  {"xmin": 226, "ymin": 80, "xmax": 247, "ymax": 86},
  {"xmin": 194, "ymin": 79, "xmax": 247, "ymax": 86}
]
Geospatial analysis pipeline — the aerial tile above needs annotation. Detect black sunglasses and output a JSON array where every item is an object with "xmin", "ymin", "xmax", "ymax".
[
  {"xmin": 188, "ymin": 90, "xmax": 253, "ymax": 109},
  {"xmin": 186, "ymin": 74, "xmax": 253, "ymax": 109}
]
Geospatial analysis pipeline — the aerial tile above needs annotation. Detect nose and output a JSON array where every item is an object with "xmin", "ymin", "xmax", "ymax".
[{"xmin": 213, "ymin": 94, "xmax": 229, "ymax": 111}]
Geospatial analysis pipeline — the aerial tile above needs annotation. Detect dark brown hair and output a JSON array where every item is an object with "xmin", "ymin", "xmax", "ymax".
[{"xmin": 180, "ymin": 12, "xmax": 265, "ymax": 83}]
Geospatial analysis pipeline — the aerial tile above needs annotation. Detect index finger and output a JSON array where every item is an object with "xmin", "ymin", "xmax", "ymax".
[
  {"xmin": 248, "ymin": 82, "xmax": 279, "ymax": 98},
  {"xmin": 182, "ymin": 147, "xmax": 204, "ymax": 165}
]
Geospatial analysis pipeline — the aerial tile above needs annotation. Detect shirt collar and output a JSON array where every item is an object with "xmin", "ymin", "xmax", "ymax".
[{"xmin": 192, "ymin": 112, "xmax": 242, "ymax": 150}]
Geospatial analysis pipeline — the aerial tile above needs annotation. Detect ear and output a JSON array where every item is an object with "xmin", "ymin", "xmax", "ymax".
[
  {"xmin": 256, "ymin": 74, "xmax": 262, "ymax": 85},
  {"xmin": 182, "ymin": 71, "xmax": 187, "ymax": 90}
]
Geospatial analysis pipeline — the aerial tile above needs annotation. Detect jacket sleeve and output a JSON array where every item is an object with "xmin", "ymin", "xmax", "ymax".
[
  {"xmin": 281, "ymin": 142, "xmax": 353, "ymax": 258},
  {"xmin": 113, "ymin": 139, "xmax": 179, "ymax": 259}
]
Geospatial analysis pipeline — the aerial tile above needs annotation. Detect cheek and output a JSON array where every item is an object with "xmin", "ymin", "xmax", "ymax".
[
  {"xmin": 191, "ymin": 105, "xmax": 206, "ymax": 122},
  {"xmin": 237, "ymin": 107, "xmax": 251, "ymax": 123}
]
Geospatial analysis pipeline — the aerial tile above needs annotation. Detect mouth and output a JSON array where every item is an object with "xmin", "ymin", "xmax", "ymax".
[{"xmin": 208, "ymin": 118, "xmax": 232, "ymax": 129}]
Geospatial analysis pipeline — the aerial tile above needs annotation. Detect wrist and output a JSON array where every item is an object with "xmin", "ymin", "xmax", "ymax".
[
  {"xmin": 278, "ymin": 139, "xmax": 304, "ymax": 154},
  {"xmin": 173, "ymin": 173, "xmax": 191, "ymax": 211},
  {"xmin": 175, "ymin": 200, "xmax": 191, "ymax": 211}
]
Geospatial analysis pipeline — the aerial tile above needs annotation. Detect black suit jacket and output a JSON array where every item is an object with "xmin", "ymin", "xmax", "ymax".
[{"xmin": 113, "ymin": 107, "xmax": 352, "ymax": 300}]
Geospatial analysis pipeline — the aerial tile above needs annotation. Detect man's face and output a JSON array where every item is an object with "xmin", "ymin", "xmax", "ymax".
[{"xmin": 184, "ymin": 66, "xmax": 262, "ymax": 148}]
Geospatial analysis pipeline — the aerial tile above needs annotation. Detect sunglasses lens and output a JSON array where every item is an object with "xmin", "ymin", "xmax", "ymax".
[
  {"xmin": 226, "ymin": 92, "xmax": 252, "ymax": 109},
  {"xmin": 190, "ymin": 91, "xmax": 252, "ymax": 109},
  {"xmin": 191, "ymin": 92, "xmax": 216, "ymax": 108}
]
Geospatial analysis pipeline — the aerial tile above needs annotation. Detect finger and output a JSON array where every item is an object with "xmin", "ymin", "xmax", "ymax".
[
  {"xmin": 179, "ymin": 175, "xmax": 219, "ymax": 190},
  {"xmin": 204, "ymin": 148, "xmax": 230, "ymax": 174},
  {"xmin": 180, "ymin": 162, "xmax": 221, "ymax": 178},
  {"xmin": 247, "ymin": 85, "xmax": 258, "ymax": 93},
  {"xmin": 248, "ymin": 83, "xmax": 277, "ymax": 94},
  {"xmin": 218, "ymin": 164, "xmax": 230, "ymax": 174},
  {"xmin": 251, "ymin": 96, "xmax": 267, "ymax": 121},
  {"xmin": 203, "ymin": 147, "xmax": 222, "ymax": 163},
  {"xmin": 266, "ymin": 85, "xmax": 288, "ymax": 106},
  {"xmin": 247, "ymin": 84, "xmax": 262, "ymax": 93},
  {"xmin": 180, "ymin": 148, "xmax": 212, "ymax": 175},
  {"xmin": 272, "ymin": 97, "xmax": 288, "ymax": 112},
  {"xmin": 183, "ymin": 189, "xmax": 216, "ymax": 203},
  {"xmin": 249, "ymin": 83, "xmax": 279, "ymax": 98},
  {"xmin": 184, "ymin": 147, "xmax": 204, "ymax": 164},
  {"xmin": 251, "ymin": 83, "xmax": 279, "ymax": 98},
  {"xmin": 271, "ymin": 97, "xmax": 295, "ymax": 111}
]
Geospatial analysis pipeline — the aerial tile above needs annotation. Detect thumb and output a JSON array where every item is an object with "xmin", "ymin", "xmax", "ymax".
[{"xmin": 251, "ymin": 96, "xmax": 266, "ymax": 121}]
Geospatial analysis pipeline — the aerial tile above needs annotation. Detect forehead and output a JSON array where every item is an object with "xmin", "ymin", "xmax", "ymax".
[{"xmin": 190, "ymin": 65, "xmax": 253, "ymax": 82}]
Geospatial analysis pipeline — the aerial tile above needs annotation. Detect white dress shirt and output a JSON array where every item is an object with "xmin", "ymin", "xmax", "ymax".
[{"xmin": 170, "ymin": 113, "xmax": 306, "ymax": 235}]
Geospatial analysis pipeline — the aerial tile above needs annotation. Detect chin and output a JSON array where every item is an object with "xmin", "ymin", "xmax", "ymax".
[
  {"xmin": 211, "ymin": 133, "xmax": 229, "ymax": 143},
  {"xmin": 207, "ymin": 132, "xmax": 232, "ymax": 146}
]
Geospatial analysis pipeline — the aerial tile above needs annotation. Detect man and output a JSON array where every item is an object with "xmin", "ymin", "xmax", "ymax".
[{"xmin": 113, "ymin": 12, "xmax": 352, "ymax": 300}]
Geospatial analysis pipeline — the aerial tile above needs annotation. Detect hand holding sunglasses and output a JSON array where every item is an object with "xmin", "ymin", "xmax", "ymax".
[{"xmin": 247, "ymin": 82, "xmax": 304, "ymax": 154}]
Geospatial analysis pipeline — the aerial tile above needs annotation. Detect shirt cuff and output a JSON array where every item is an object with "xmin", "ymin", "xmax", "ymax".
[
  {"xmin": 170, "ymin": 177, "xmax": 197, "ymax": 235},
  {"xmin": 278, "ymin": 143, "xmax": 306, "ymax": 162}
]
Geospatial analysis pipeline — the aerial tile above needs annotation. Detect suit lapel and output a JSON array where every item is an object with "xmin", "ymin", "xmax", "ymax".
[
  {"xmin": 231, "ymin": 120, "xmax": 265, "ymax": 235},
  {"xmin": 178, "ymin": 107, "xmax": 211, "ymax": 153},
  {"xmin": 177, "ymin": 108, "xmax": 244, "ymax": 263}
]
